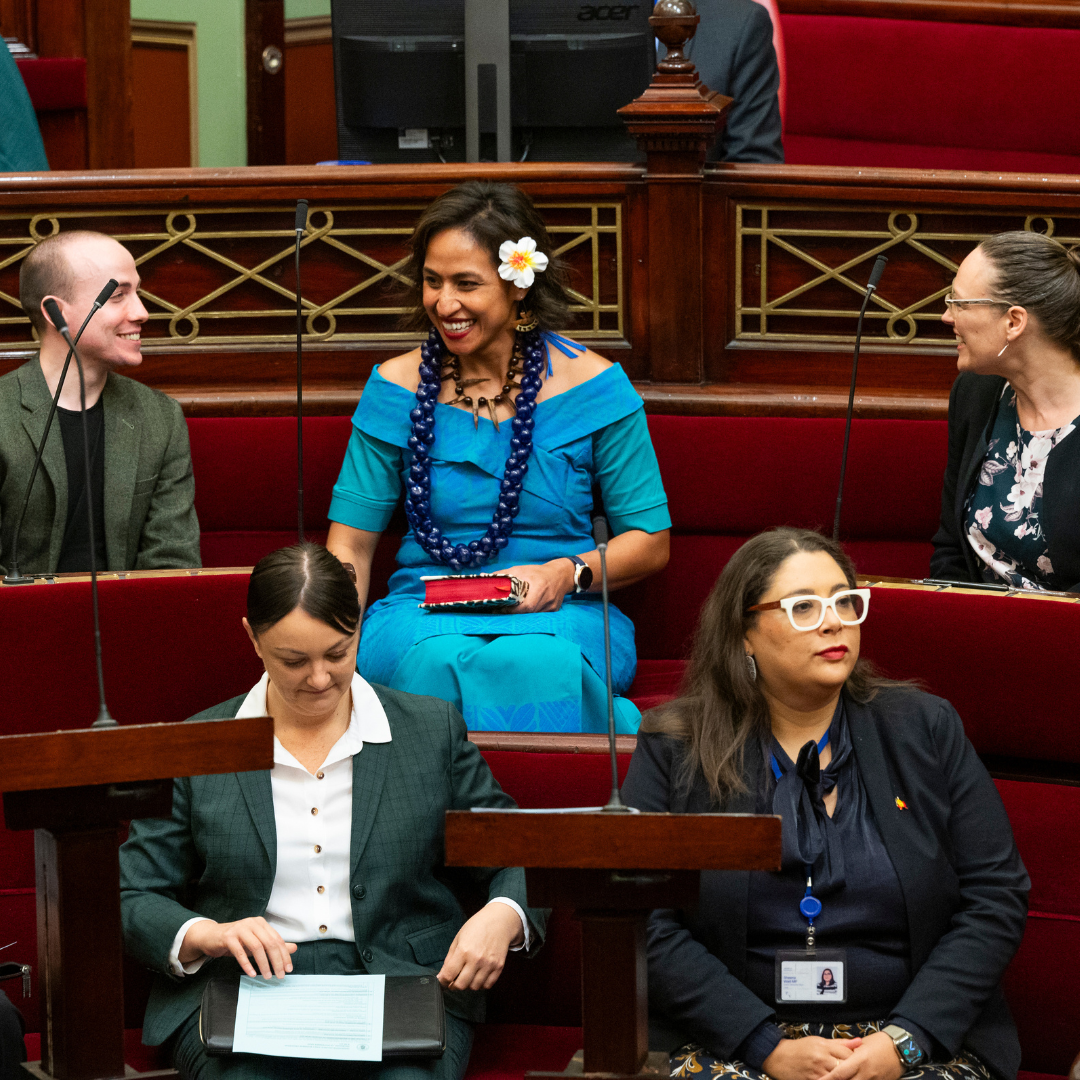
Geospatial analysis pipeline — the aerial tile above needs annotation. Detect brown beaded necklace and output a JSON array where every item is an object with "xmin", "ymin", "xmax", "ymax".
[{"xmin": 441, "ymin": 341, "xmax": 525, "ymax": 430}]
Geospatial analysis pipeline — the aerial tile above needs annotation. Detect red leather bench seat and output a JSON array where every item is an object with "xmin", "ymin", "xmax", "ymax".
[{"xmin": 780, "ymin": 15, "xmax": 1080, "ymax": 174}]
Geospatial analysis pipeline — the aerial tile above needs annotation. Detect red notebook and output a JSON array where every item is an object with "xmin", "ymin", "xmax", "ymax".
[{"xmin": 420, "ymin": 573, "xmax": 527, "ymax": 611}]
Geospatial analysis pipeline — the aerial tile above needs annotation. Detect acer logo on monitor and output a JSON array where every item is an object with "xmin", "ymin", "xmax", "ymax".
[{"xmin": 578, "ymin": 4, "xmax": 640, "ymax": 19}]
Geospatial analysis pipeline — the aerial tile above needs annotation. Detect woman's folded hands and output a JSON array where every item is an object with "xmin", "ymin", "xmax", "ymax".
[{"xmin": 762, "ymin": 1032, "xmax": 904, "ymax": 1080}]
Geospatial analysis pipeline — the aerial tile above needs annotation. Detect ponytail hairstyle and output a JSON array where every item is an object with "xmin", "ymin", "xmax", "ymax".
[
  {"xmin": 978, "ymin": 231, "xmax": 1080, "ymax": 362},
  {"xmin": 247, "ymin": 543, "xmax": 360, "ymax": 638}
]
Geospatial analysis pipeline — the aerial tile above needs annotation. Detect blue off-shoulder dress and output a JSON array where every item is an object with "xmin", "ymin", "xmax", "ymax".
[{"xmin": 329, "ymin": 359, "xmax": 670, "ymax": 734}]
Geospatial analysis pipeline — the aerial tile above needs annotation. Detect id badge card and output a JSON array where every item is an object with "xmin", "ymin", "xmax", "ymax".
[{"xmin": 774, "ymin": 949, "xmax": 848, "ymax": 1004}]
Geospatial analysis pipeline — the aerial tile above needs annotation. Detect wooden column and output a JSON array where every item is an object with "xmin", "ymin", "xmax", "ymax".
[{"xmin": 618, "ymin": 0, "xmax": 731, "ymax": 384}]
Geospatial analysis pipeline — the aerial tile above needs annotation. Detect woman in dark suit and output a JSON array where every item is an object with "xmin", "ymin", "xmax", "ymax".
[
  {"xmin": 120, "ymin": 543, "xmax": 545, "ymax": 1080},
  {"xmin": 623, "ymin": 528, "xmax": 1028, "ymax": 1080},
  {"xmin": 931, "ymin": 230, "xmax": 1080, "ymax": 590}
]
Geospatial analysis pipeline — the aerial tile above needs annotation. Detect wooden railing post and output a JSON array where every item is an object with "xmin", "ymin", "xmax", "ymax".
[{"xmin": 619, "ymin": 0, "xmax": 731, "ymax": 383}]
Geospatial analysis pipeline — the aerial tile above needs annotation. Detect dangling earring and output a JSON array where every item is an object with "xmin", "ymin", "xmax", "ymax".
[
  {"xmin": 745, "ymin": 654, "xmax": 757, "ymax": 682},
  {"xmin": 997, "ymin": 339, "xmax": 1010, "ymax": 357},
  {"xmin": 515, "ymin": 308, "xmax": 538, "ymax": 333}
]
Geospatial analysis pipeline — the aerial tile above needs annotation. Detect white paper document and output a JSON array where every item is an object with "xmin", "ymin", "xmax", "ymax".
[{"xmin": 232, "ymin": 973, "xmax": 385, "ymax": 1061}]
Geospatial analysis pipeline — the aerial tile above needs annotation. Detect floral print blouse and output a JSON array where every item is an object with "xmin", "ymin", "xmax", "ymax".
[{"xmin": 965, "ymin": 387, "xmax": 1076, "ymax": 590}]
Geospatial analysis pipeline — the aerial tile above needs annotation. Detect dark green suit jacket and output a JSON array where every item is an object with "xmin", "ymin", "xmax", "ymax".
[
  {"xmin": 0, "ymin": 359, "xmax": 200, "ymax": 575},
  {"xmin": 119, "ymin": 685, "xmax": 546, "ymax": 1047}
]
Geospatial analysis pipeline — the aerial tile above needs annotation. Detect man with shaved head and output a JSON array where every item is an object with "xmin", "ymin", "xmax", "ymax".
[{"xmin": 0, "ymin": 230, "xmax": 200, "ymax": 576}]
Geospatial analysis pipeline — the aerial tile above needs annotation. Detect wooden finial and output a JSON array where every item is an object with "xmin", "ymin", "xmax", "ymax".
[{"xmin": 652, "ymin": 0, "xmax": 701, "ymax": 75}]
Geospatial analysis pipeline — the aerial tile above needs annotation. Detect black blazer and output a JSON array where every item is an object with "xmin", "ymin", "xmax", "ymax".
[
  {"xmin": 621, "ymin": 688, "xmax": 1029, "ymax": 1080},
  {"xmin": 677, "ymin": 0, "xmax": 784, "ymax": 163},
  {"xmin": 931, "ymin": 372, "xmax": 1080, "ymax": 590}
]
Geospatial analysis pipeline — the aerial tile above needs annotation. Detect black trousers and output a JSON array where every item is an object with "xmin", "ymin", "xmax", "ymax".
[{"xmin": 0, "ymin": 992, "xmax": 26, "ymax": 1080}]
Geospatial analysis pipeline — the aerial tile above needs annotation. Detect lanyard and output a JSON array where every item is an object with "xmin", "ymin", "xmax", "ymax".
[{"xmin": 770, "ymin": 728, "xmax": 831, "ymax": 953}]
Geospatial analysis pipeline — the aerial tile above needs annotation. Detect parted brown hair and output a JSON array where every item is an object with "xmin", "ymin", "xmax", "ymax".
[
  {"xmin": 640, "ymin": 527, "xmax": 909, "ymax": 806},
  {"xmin": 399, "ymin": 181, "xmax": 571, "ymax": 332},
  {"xmin": 979, "ymin": 231, "xmax": 1080, "ymax": 362},
  {"xmin": 18, "ymin": 231, "xmax": 105, "ymax": 336},
  {"xmin": 247, "ymin": 543, "xmax": 360, "ymax": 638}
]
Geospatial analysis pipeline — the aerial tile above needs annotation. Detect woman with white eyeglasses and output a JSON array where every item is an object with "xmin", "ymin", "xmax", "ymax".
[
  {"xmin": 932, "ymin": 230, "xmax": 1080, "ymax": 590},
  {"xmin": 623, "ymin": 527, "xmax": 1028, "ymax": 1080}
]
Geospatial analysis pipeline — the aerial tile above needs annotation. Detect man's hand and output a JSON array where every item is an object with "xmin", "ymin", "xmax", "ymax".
[
  {"xmin": 180, "ymin": 917, "xmax": 297, "ymax": 980},
  {"xmin": 504, "ymin": 560, "xmax": 576, "ymax": 613},
  {"xmin": 821, "ymin": 1032, "xmax": 905, "ymax": 1080},
  {"xmin": 763, "ymin": 1036, "xmax": 863, "ymax": 1080},
  {"xmin": 436, "ymin": 903, "xmax": 524, "ymax": 992}
]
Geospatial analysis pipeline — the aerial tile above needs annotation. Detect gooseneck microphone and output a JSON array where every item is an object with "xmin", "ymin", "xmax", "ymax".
[
  {"xmin": 42, "ymin": 298, "xmax": 117, "ymax": 729},
  {"xmin": 593, "ymin": 514, "xmax": 630, "ymax": 813},
  {"xmin": 295, "ymin": 199, "xmax": 308, "ymax": 544},
  {"xmin": 832, "ymin": 255, "xmax": 888, "ymax": 543},
  {"xmin": 3, "ymin": 279, "xmax": 119, "ymax": 585}
]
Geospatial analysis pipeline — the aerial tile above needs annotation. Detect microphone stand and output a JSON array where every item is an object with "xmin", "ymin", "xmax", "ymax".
[
  {"xmin": 832, "ymin": 255, "xmax": 888, "ymax": 543},
  {"xmin": 295, "ymin": 199, "xmax": 308, "ymax": 544},
  {"xmin": 42, "ymin": 299, "xmax": 117, "ymax": 728},
  {"xmin": 594, "ymin": 516, "xmax": 631, "ymax": 813},
  {"xmin": 3, "ymin": 279, "xmax": 119, "ymax": 585}
]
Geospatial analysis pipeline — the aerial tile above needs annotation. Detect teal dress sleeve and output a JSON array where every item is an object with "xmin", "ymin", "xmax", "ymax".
[
  {"xmin": 328, "ymin": 370, "xmax": 407, "ymax": 532},
  {"xmin": 593, "ymin": 409, "xmax": 671, "ymax": 536}
]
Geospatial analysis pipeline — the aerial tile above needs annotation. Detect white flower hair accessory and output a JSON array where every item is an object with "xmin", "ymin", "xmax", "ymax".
[{"xmin": 498, "ymin": 236, "xmax": 549, "ymax": 289}]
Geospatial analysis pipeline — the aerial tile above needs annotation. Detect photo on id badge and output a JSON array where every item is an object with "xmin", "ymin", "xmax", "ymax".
[{"xmin": 775, "ymin": 950, "xmax": 847, "ymax": 1003}]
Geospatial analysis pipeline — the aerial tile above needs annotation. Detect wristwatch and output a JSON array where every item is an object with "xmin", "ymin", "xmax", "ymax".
[
  {"xmin": 882, "ymin": 1025, "xmax": 925, "ymax": 1068},
  {"xmin": 564, "ymin": 555, "xmax": 593, "ymax": 593}
]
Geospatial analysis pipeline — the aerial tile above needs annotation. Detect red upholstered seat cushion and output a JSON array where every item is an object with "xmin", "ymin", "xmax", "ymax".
[
  {"xmin": 466, "ymin": 1024, "xmax": 582, "ymax": 1079},
  {"xmin": 14, "ymin": 58, "xmax": 87, "ymax": 111},
  {"xmin": 781, "ymin": 15, "xmax": 1080, "ymax": 168},
  {"xmin": 998, "ymin": 780, "xmax": 1080, "ymax": 1077}
]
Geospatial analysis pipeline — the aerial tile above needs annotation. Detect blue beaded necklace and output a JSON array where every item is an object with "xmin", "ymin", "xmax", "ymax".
[{"xmin": 404, "ymin": 325, "xmax": 546, "ymax": 572}]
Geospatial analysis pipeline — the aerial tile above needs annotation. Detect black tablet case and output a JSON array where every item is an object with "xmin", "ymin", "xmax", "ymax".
[{"xmin": 199, "ymin": 974, "xmax": 445, "ymax": 1058}]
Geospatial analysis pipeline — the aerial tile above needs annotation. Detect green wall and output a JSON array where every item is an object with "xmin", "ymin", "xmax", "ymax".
[
  {"xmin": 131, "ymin": 0, "xmax": 330, "ymax": 167},
  {"xmin": 131, "ymin": 0, "xmax": 247, "ymax": 167}
]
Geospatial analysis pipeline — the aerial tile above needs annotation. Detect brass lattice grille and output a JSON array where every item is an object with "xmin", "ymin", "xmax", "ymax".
[
  {"xmin": 0, "ymin": 202, "xmax": 623, "ymax": 350},
  {"xmin": 735, "ymin": 206, "xmax": 1080, "ymax": 347}
]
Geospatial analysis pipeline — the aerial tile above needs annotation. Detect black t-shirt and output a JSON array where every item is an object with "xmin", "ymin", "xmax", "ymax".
[{"xmin": 57, "ymin": 399, "xmax": 107, "ymax": 573}]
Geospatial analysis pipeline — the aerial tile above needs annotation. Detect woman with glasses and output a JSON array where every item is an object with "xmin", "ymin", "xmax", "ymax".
[
  {"xmin": 622, "ymin": 527, "xmax": 1028, "ymax": 1080},
  {"xmin": 932, "ymin": 230, "xmax": 1080, "ymax": 590}
]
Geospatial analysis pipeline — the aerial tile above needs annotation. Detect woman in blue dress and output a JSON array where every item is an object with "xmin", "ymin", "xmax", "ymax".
[{"xmin": 327, "ymin": 181, "xmax": 670, "ymax": 734}]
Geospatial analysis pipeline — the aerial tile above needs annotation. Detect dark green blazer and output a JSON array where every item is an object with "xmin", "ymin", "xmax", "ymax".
[
  {"xmin": 0, "ymin": 359, "xmax": 200, "ymax": 575},
  {"xmin": 119, "ymin": 685, "xmax": 546, "ymax": 1047}
]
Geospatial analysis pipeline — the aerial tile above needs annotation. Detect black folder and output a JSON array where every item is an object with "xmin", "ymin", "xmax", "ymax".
[{"xmin": 199, "ymin": 974, "xmax": 445, "ymax": 1058}]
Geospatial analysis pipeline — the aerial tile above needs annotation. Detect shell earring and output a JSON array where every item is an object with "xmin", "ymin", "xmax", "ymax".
[{"xmin": 745, "ymin": 654, "xmax": 757, "ymax": 682}]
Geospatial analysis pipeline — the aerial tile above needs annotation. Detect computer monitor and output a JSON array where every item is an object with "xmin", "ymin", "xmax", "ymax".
[{"xmin": 332, "ymin": 0, "xmax": 655, "ymax": 163}]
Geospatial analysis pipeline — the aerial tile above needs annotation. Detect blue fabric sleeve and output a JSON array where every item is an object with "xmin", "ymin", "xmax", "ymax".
[
  {"xmin": 328, "ymin": 424, "xmax": 404, "ymax": 532},
  {"xmin": 593, "ymin": 408, "xmax": 671, "ymax": 535},
  {"xmin": 736, "ymin": 1020, "xmax": 785, "ymax": 1071}
]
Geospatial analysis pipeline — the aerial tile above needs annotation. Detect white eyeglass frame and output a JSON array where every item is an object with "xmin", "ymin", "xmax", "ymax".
[
  {"xmin": 747, "ymin": 588, "xmax": 871, "ymax": 632},
  {"xmin": 943, "ymin": 295, "xmax": 1008, "ymax": 309}
]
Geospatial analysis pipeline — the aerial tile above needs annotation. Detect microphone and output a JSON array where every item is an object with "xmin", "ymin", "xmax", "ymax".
[
  {"xmin": 42, "ymin": 298, "xmax": 117, "ymax": 729},
  {"xmin": 3, "ymin": 279, "xmax": 119, "ymax": 586},
  {"xmin": 594, "ymin": 514, "xmax": 630, "ymax": 813},
  {"xmin": 295, "ymin": 200, "xmax": 308, "ymax": 544},
  {"xmin": 832, "ymin": 255, "xmax": 887, "ymax": 542}
]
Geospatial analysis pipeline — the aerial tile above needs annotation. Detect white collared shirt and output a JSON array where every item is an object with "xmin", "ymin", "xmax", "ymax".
[{"xmin": 169, "ymin": 673, "xmax": 527, "ymax": 974}]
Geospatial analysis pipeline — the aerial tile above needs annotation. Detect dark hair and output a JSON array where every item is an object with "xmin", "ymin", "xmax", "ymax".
[
  {"xmin": 400, "ymin": 181, "xmax": 571, "ymax": 333},
  {"xmin": 641, "ymin": 527, "xmax": 909, "ymax": 806},
  {"xmin": 19, "ymin": 230, "xmax": 113, "ymax": 336},
  {"xmin": 247, "ymin": 543, "xmax": 360, "ymax": 638},
  {"xmin": 978, "ymin": 231, "xmax": 1080, "ymax": 361}
]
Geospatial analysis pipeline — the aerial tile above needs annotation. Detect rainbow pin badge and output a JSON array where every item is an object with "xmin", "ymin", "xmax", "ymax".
[{"xmin": 895, "ymin": 796, "xmax": 909, "ymax": 810}]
